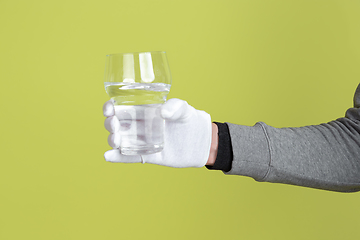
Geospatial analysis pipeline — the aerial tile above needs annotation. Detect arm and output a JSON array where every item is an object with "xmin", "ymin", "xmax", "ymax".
[
  {"xmin": 211, "ymin": 84, "xmax": 360, "ymax": 192},
  {"xmin": 206, "ymin": 123, "xmax": 218, "ymax": 166}
]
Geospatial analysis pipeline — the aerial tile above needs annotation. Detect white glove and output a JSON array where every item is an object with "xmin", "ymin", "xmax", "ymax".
[{"xmin": 103, "ymin": 98, "xmax": 212, "ymax": 168}]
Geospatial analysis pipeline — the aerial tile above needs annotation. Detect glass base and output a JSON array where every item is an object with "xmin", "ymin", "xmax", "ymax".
[{"xmin": 120, "ymin": 144, "xmax": 164, "ymax": 155}]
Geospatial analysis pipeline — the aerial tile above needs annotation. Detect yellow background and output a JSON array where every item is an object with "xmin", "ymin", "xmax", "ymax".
[{"xmin": 1, "ymin": 0, "xmax": 360, "ymax": 239}]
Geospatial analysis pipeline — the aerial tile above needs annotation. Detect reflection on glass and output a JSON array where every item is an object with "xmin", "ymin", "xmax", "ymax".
[
  {"xmin": 139, "ymin": 52, "xmax": 155, "ymax": 83},
  {"xmin": 123, "ymin": 53, "xmax": 135, "ymax": 83}
]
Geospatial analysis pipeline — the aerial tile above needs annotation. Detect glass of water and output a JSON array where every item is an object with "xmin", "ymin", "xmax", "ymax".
[{"xmin": 104, "ymin": 51, "xmax": 172, "ymax": 155}]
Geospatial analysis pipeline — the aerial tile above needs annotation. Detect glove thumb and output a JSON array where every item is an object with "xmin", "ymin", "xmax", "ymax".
[{"xmin": 161, "ymin": 98, "xmax": 194, "ymax": 121}]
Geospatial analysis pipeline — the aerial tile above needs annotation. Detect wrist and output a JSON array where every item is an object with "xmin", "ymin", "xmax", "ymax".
[{"xmin": 206, "ymin": 123, "xmax": 218, "ymax": 166}]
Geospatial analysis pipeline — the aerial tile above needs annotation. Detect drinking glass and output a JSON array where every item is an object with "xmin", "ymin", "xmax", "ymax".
[{"xmin": 104, "ymin": 51, "xmax": 172, "ymax": 155}]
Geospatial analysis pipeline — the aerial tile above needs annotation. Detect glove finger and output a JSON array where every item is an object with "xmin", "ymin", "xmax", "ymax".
[
  {"xmin": 104, "ymin": 116, "xmax": 120, "ymax": 133},
  {"xmin": 108, "ymin": 132, "xmax": 121, "ymax": 148},
  {"xmin": 104, "ymin": 149, "xmax": 142, "ymax": 163},
  {"xmin": 103, "ymin": 100, "xmax": 115, "ymax": 117},
  {"xmin": 161, "ymin": 98, "xmax": 192, "ymax": 121},
  {"xmin": 141, "ymin": 152, "xmax": 163, "ymax": 165}
]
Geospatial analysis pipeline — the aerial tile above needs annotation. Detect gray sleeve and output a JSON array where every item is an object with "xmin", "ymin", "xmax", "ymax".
[{"xmin": 226, "ymin": 84, "xmax": 360, "ymax": 192}]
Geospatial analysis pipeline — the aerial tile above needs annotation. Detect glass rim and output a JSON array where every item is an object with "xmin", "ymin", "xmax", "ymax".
[{"xmin": 106, "ymin": 51, "xmax": 167, "ymax": 57}]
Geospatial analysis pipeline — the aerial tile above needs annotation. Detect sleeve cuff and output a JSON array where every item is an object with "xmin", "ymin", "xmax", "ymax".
[{"xmin": 206, "ymin": 122, "xmax": 233, "ymax": 172}]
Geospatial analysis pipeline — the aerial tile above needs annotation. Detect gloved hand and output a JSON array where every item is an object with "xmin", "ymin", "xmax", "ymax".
[{"xmin": 103, "ymin": 98, "xmax": 212, "ymax": 168}]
